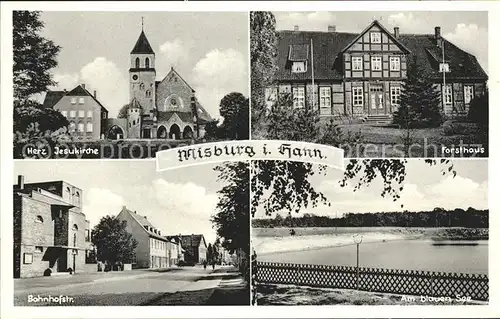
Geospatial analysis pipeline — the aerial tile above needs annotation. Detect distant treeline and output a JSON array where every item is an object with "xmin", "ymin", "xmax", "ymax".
[{"xmin": 252, "ymin": 208, "xmax": 489, "ymax": 228}]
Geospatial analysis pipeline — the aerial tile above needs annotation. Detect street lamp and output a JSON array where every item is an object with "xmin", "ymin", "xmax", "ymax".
[{"xmin": 353, "ymin": 234, "xmax": 363, "ymax": 289}]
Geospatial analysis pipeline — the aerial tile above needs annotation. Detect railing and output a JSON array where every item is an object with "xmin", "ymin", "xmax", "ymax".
[{"xmin": 255, "ymin": 261, "xmax": 488, "ymax": 301}]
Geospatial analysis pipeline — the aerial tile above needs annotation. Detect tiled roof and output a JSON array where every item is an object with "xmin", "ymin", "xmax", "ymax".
[
  {"xmin": 131, "ymin": 31, "xmax": 154, "ymax": 54},
  {"xmin": 157, "ymin": 105, "xmax": 212, "ymax": 125},
  {"xmin": 180, "ymin": 234, "xmax": 206, "ymax": 249},
  {"xmin": 42, "ymin": 91, "xmax": 66, "ymax": 109},
  {"xmin": 275, "ymin": 29, "xmax": 487, "ymax": 82},
  {"xmin": 289, "ymin": 44, "xmax": 309, "ymax": 61},
  {"xmin": 121, "ymin": 206, "xmax": 169, "ymax": 242}
]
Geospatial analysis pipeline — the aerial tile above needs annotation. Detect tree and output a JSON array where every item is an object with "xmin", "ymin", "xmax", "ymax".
[
  {"xmin": 219, "ymin": 92, "xmax": 249, "ymax": 140},
  {"xmin": 250, "ymin": 11, "xmax": 278, "ymax": 130},
  {"xmin": 117, "ymin": 103, "xmax": 130, "ymax": 119},
  {"xmin": 91, "ymin": 216, "xmax": 138, "ymax": 267},
  {"xmin": 14, "ymin": 11, "xmax": 61, "ymax": 103},
  {"xmin": 393, "ymin": 56, "xmax": 442, "ymax": 128},
  {"xmin": 211, "ymin": 162, "xmax": 249, "ymax": 256}
]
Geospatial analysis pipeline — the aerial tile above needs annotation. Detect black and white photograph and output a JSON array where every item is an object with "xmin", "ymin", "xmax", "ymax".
[
  {"xmin": 251, "ymin": 11, "xmax": 489, "ymax": 158},
  {"xmin": 13, "ymin": 161, "xmax": 250, "ymax": 306},
  {"xmin": 13, "ymin": 11, "xmax": 249, "ymax": 159},
  {"xmin": 251, "ymin": 159, "xmax": 488, "ymax": 305}
]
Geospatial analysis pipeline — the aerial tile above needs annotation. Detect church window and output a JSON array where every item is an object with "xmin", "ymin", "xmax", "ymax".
[
  {"xmin": 135, "ymin": 57, "xmax": 140, "ymax": 68},
  {"xmin": 146, "ymin": 90, "xmax": 151, "ymax": 98},
  {"xmin": 145, "ymin": 58, "xmax": 150, "ymax": 68},
  {"xmin": 140, "ymin": 83, "xmax": 145, "ymax": 90}
]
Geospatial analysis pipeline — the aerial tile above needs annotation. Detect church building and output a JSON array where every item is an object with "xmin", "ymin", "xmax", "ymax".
[{"xmin": 44, "ymin": 25, "xmax": 212, "ymax": 140}]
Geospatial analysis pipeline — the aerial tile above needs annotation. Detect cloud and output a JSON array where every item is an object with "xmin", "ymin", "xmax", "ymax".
[
  {"xmin": 444, "ymin": 24, "xmax": 488, "ymax": 72},
  {"xmin": 158, "ymin": 39, "xmax": 190, "ymax": 76},
  {"xmin": 83, "ymin": 188, "xmax": 125, "ymax": 228},
  {"xmin": 191, "ymin": 48, "xmax": 248, "ymax": 119},
  {"xmin": 425, "ymin": 175, "xmax": 487, "ymax": 209},
  {"xmin": 388, "ymin": 13, "xmax": 429, "ymax": 34},
  {"xmin": 148, "ymin": 179, "xmax": 219, "ymax": 243},
  {"xmin": 51, "ymin": 57, "xmax": 128, "ymax": 117},
  {"xmin": 275, "ymin": 12, "xmax": 336, "ymax": 31}
]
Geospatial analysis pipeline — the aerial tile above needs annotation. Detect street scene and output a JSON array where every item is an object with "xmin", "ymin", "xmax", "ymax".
[
  {"xmin": 15, "ymin": 266, "xmax": 247, "ymax": 306},
  {"xmin": 13, "ymin": 161, "xmax": 250, "ymax": 306}
]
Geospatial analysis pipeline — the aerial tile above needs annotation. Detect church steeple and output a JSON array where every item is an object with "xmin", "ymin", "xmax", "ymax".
[{"xmin": 131, "ymin": 26, "xmax": 154, "ymax": 54}]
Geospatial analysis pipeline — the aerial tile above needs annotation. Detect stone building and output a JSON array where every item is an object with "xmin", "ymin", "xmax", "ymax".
[
  {"xmin": 13, "ymin": 175, "xmax": 94, "ymax": 278},
  {"xmin": 266, "ymin": 20, "xmax": 488, "ymax": 121},
  {"xmin": 116, "ymin": 206, "xmax": 173, "ymax": 269},
  {"xmin": 43, "ymin": 84, "xmax": 109, "ymax": 140}
]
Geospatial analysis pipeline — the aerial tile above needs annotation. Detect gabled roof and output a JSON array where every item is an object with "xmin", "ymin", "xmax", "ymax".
[
  {"xmin": 179, "ymin": 234, "xmax": 206, "ymax": 249},
  {"xmin": 42, "ymin": 91, "xmax": 66, "ymax": 109},
  {"xmin": 42, "ymin": 84, "xmax": 109, "ymax": 113},
  {"xmin": 131, "ymin": 30, "xmax": 154, "ymax": 54},
  {"xmin": 340, "ymin": 20, "xmax": 411, "ymax": 54},
  {"xmin": 159, "ymin": 67, "xmax": 195, "ymax": 92},
  {"xmin": 275, "ymin": 24, "xmax": 487, "ymax": 82},
  {"xmin": 120, "ymin": 206, "xmax": 168, "ymax": 242}
]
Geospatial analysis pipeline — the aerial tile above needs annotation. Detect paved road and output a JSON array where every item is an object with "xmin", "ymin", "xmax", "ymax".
[{"xmin": 14, "ymin": 266, "xmax": 248, "ymax": 306}]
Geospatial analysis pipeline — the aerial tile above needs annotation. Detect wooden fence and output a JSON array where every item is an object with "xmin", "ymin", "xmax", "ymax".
[{"xmin": 255, "ymin": 261, "xmax": 489, "ymax": 301}]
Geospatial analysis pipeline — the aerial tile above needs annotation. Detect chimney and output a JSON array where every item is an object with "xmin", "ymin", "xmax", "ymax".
[
  {"xmin": 435, "ymin": 26, "xmax": 442, "ymax": 47},
  {"xmin": 93, "ymin": 90, "xmax": 97, "ymax": 98},
  {"xmin": 144, "ymin": 215, "xmax": 147, "ymax": 220},
  {"xmin": 17, "ymin": 175, "xmax": 24, "ymax": 189},
  {"xmin": 293, "ymin": 25, "xmax": 299, "ymax": 31},
  {"xmin": 328, "ymin": 25, "xmax": 336, "ymax": 32},
  {"xmin": 63, "ymin": 89, "xmax": 67, "ymax": 93},
  {"xmin": 394, "ymin": 27, "xmax": 400, "ymax": 39},
  {"xmin": 81, "ymin": 83, "xmax": 86, "ymax": 90},
  {"xmin": 158, "ymin": 230, "xmax": 161, "ymax": 235}
]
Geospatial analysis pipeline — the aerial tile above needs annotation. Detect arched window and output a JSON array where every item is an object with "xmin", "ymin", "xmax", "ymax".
[
  {"xmin": 135, "ymin": 57, "xmax": 140, "ymax": 68},
  {"xmin": 73, "ymin": 224, "xmax": 78, "ymax": 231},
  {"xmin": 75, "ymin": 191, "xmax": 80, "ymax": 205},
  {"xmin": 145, "ymin": 57, "xmax": 150, "ymax": 68},
  {"xmin": 35, "ymin": 215, "xmax": 44, "ymax": 223},
  {"xmin": 64, "ymin": 187, "xmax": 71, "ymax": 200},
  {"xmin": 145, "ymin": 90, "xmax": 151, "ymax": 97}
]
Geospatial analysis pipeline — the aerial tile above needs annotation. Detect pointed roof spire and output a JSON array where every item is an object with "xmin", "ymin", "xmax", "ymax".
[{"xmin": 131, "ymin": 19, "xmax": 154, "ymax": 54}]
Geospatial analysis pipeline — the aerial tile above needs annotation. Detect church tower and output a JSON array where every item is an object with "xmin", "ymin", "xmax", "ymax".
[{"xmin": 129, "ymin": 21, "xmax": 156, "ymax": 116}]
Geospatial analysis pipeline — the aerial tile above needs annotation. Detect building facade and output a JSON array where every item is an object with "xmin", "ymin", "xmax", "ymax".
[
  {"xmin": 117, "ymin": 206, "xmax": 175, "ymax": 269},
  {"xmin": 179, "ymin": 234, "xmax": 207, "ymax": 264},
  {"xmin": 266, "ymin": 20, "xmax": 488, "ymax": 120},
  {"xmin": 43, "ymin": 27, "xmax": 212, "ymax": 141},
  {"xmin": 43, "ymin": 85, "xmax": 109, "ymax": 140},
  {"xmin": 13, "ymin": 175, "xmax": 94, "ymax": 278}
]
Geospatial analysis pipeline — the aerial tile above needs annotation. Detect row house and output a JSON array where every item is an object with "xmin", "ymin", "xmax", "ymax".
[
  {"xmin": 13, "ymin": 175, "xmax": 94, "ymax": 278},
  {"xmin": 116, "ymin": 206, "xmax": 182, "ymax": 268},
  {"xmin": 266, "ymin": 20, "xmax": 487, "ymax": 120}
]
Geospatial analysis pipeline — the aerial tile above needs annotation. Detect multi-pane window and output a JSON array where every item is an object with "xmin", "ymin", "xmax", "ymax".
[
  {"xmin": 78, "ymin": 110, "xmax": 85, "ymax": 118},
  {"xmin": 444, "ymin": 84, "xmax": 453, "ymax": 105},
  {"xmin": 70, "ymin": 110, "xmax": 76, "ymax": 118},
  {"xmin": 319, "ymin": 87, "xmax": 331, "ymax": 108},
  {"xmin": 79, "ymin": 97, "xmax": 84, "ymax": 104},
  {"xmin": 86, "ymin": 122, "xmax": 93, "ymax": 132},
  {"xmin": 371, "ymin": 56, "xmax": 382, "ymax": 71},
  {"xmin": 292, "ymin": 87, "xmax": 305, "ymax": 108},
  {"xmin": 464, "ymin": 85, "xmax": 474, "ymax": 104},
  {"xmin": 61, "ymin": 111, "xmax": 68, "ymax": 117},
  {"xmin": 69, "ymin": 122, "xmax": 76, "ymax": 132},
  {"xmin": 70, "ymin": 98, "xmax": 77, "ymax": 105},
  {"xmin": 390, "ymin": 86, "xmax": 401, "ymax": 105},
  {"xmin": 87, "ymin": 111, "xmax": 93, "ymax": 118},
  {"xmin": 352, "ymin": 87, "xmax": 364, "ymax": 107},
  {"xmin": 370, "ymin": 32, "xmax": 381, "ymax": 43},
  {"xmin": 292, "ymin": 61, "xmax": 306, "ymax": 73},
  {"xmin": 78, "ymin": 123, "xmax": 84, "ymax": 132},
  {"xmin": 352, "ymin": 57, "xmax": 363, "ymax": 71},
  {"xmin": 265, "ymin": 87, "xmax": 278, "ymax": 107},
  {"xmin": 389, "ymin": 56, "xmax": 401, "ymax": 71}
]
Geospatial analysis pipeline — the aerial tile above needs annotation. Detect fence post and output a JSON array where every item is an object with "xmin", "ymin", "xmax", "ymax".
[{"xmin": 356, "ymin": 243, "xmax": 360, "ymax": 290}]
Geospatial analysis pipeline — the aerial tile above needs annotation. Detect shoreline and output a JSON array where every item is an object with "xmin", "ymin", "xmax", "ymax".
[{"xmin": 253, "ymin": 227, "xmax": 488, "ymax": 256}]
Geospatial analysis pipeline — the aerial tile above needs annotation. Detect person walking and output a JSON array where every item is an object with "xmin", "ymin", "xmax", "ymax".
[{"xmin": 203, "ymin": 260, "xmax": 207, "ymax": 270}]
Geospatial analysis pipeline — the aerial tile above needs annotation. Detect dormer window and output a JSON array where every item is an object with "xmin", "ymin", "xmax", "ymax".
[
  {"xmin": 292, "ymin": 61, "xmax": 307, "ymax": 73},
  {"xmin": 370, "ymin": 32, "xmax": 381, "ymax": 43}
]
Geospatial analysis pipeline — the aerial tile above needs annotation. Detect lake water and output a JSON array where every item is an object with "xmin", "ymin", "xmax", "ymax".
[{"xmin": 259, "ymin": 239, "xmax": 488, "ymax": 274}]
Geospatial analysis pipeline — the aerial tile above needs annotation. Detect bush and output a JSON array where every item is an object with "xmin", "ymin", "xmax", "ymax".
[
  {"xmin": 468, "ymin": 92, "xmax": 488, "ymax": 125},
  {"xmin": 43, "ymin": 268, "xmax": 52, "ymax": 276}
]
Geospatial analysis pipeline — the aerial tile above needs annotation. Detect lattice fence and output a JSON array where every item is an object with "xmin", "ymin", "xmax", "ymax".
[{"xmin": 255, "ymin": 261, "xmax": 489, "ymax": 301}]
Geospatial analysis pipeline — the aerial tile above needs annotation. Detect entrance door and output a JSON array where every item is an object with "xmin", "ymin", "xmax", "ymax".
[
  {"xmin": 143, "ymin": 128, "xmax": 151, "ymax": 139},
  {"xmin": 369, "ymin": 85, "xmax": 385, "ymax": 115}
]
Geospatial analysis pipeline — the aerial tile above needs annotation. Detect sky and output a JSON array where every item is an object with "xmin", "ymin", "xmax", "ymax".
[
  {"xmin": 254, "ymin": 159, "xmax": 488, "ymax": 218},
  {"xmin": 274, "ymin": 11, "xmax": 488, "ymax": 72},
  {"xmin": 38, "ymin": 11, "xmax": 249, "ymax": 119},
  {"xmin": 14, "ymin": 161, "xmax": 225, "ymax": 244}
]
